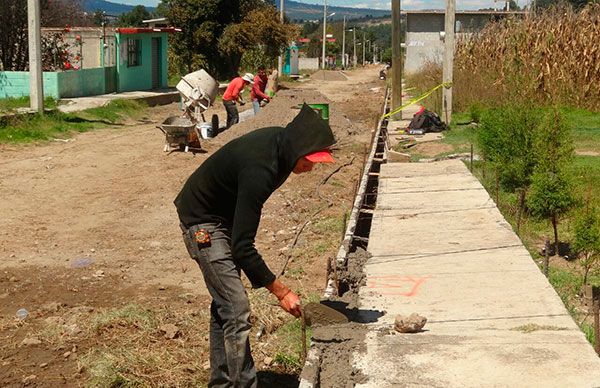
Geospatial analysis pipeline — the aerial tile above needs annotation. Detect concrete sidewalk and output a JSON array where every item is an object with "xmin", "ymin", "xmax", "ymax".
[
  {"xmin": 57, "ymin": 89, "xmax": 180, "ymax": 113},
  {"xmin": 355, "ymin": 159, "xmax": 600, "ymax": 387}
]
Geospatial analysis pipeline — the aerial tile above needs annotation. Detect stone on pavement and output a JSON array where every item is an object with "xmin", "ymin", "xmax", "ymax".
[{"xmin": 394, "ymin": 313, "xmax": 427, "ymax": 333}]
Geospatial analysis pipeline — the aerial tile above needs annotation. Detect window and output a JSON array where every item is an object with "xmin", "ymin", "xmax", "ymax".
[{"xmin": 127, "ymin": 38, "xmax": 141, "ymax": 67}]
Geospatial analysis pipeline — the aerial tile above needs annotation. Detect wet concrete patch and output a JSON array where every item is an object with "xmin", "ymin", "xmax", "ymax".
[
  {"xmin": 302, "ymin": 247, "xmax": 386, "ymax": 387},
  {"xmin": 312, "ymin": 324, "xmax": 370, "ymax": 388}
]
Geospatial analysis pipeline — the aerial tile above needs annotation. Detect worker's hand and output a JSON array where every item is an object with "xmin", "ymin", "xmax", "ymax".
[
  {"xmin": 265, "ymin": 97, "xmax": 270, "ymax": 103},
  {"xmin": 266, "ymin": 279, "xmax": 301, "ymax": 317},
  {"xmin": 279, "ymin": 290, "xmax": 301, "ymax": 317}
]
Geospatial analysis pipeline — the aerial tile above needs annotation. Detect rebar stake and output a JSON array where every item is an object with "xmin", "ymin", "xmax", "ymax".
[{"xmin": 300, "ymin": 306, "xmax": 307, "ymax": 362}]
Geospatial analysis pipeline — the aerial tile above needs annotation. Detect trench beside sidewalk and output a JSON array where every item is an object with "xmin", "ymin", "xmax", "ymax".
[{"xmin": 353, "ymin": 159, "xmax": 600, "ymax": 387}]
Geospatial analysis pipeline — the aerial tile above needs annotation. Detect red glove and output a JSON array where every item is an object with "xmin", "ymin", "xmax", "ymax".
[{"xmin": 266, "ymin": 279, "xmax": 301, "ymax": 317}]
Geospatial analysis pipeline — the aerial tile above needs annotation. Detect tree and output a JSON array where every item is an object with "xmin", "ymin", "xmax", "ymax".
[
  {"xmin": 528, "ymin": 170, "xmax": 575, "ymax": 256},
  {"xmin": 42, "ymin": 32, "xmax": 77, "ymax": 71},
  {"xmin": 92, "ymin": 10, "xmax": 108, "ymax": 27},
  {"xmin": 477, "ymin": 106, "xmax": 539, "ymax": 231},
  {"xmin": 219, "ymin": 6, "xmax": 295, "ymax": 72},
  {"xmin": 380, "ymin": 47, "xmax": 392, "ymax": 63},
  {"xmin": 0, "ymin": 0, "xmax": 85, "ymax": 71},
  {"xmin": 0, "ymin": 0, "xmax": 28, "ymax": 71},
  {"xmin": 573, "ymin": 206, "xmax": 600, "ymax": 286},
  {"xmin": 526, "ymin": 109, "xmax": 575, "ymax": 255},
  {"xmin": 163, "ymin": 0, "xmax": 294, "ymax": 79},
  {"xmin": 42, "ymin": 0, "xmax": 88, "ymax": 27},
  {"xmin": 302, "ymin": 21, "xmax": 320, "ymax": 36},
  {"xmin": 117, "ymin": 5, "xmax": 152, "ymax": 27}
]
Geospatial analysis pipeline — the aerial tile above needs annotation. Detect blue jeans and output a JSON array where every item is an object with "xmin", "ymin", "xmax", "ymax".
[
  {"xmin": 182, "ymin": 223, "xmax": 257, "ymax": 388},
  {"xmin": 252, "ymin": 99, "xmax": 260, "ymax": 115}
]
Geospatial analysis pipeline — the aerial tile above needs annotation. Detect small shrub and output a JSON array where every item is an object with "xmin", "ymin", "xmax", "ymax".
[
  {"xmin": 572, "ymin": 206, "xmax": 600, "ymax": 286},
  {"xmin": 527, "ymin": 109, "xmax": 575, "ymax": 253}
]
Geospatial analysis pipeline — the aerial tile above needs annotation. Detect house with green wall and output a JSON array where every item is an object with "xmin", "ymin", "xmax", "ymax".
[{"xmin": 0, "ymin": 27, "xmax": 177, "ymax": 99}]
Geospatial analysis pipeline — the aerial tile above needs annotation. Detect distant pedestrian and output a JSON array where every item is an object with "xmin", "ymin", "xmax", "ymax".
[
  {"xmin": 266, "ymin": 67, "xmax": 279, "ymax": 98},
  {"xmin": 222, "ymin": 73, "xmax": 253, "ymax": 129},
  {"xmin": 251, "ymin": 67, "xmax": 270, "ymax": 114}
]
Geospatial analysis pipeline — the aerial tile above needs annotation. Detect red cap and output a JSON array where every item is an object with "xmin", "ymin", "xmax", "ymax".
[{"xmin": 305, "ymin": 150, "xmax": 335, "ymax": 163}]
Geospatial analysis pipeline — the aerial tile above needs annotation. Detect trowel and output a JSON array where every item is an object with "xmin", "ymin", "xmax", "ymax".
[{"xmin": 301, "ymin": 302, "xmax": 349, "ymax": 326}]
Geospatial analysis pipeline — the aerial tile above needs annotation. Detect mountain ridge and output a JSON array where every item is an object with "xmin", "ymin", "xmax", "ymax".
[{"xmin": 82, "ymin": 0, "xmax": 391, "ymax": 20}]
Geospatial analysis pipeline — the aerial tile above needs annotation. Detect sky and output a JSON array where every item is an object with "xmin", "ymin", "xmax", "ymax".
[{"xmin": 120, "ymin": 0, "xmax": 521, "ymax": 11}]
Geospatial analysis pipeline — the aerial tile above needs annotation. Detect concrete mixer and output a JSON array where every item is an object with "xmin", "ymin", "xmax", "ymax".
[{"xmin": 158, "ymin": 69, "xmax": 220, "ymax": 153}]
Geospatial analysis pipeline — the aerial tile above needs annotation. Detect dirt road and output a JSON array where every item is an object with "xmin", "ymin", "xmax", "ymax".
[{"xmin": 0, "ymin": 67, "xmax": 385, "ymax": 386}]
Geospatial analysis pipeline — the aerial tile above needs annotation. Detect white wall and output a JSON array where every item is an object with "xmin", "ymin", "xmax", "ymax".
[{"xmin": 299, "ymin": 57, "xmax": 319, "ymax": 71}]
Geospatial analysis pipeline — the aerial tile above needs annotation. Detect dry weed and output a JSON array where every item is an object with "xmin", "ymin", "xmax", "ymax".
[{"xmin": 454, "ymin": 5, "xmax": 600, "ymax": 111}]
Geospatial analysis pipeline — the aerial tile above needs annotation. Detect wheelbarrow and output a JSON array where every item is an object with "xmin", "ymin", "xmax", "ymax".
[{"xmin": 157, "ymin": 116, "xmax": 202, "ymax": 153}]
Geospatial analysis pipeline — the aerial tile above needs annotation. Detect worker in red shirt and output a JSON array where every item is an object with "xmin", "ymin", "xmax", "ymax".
[
  {"xmin": 222, "ymin": 73, "xmax": 253, "ymax": 129},
  {"xmin": 251, "ymin": 66, "xmax": 270, "ymax": 114}
]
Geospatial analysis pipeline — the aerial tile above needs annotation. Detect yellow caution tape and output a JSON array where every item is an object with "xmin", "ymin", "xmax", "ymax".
[{"xmin": 382, "ymin": 82, "xmax": 452, "ymax": 120}]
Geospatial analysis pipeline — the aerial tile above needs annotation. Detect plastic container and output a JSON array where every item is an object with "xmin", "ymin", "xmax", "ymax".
[
  {"xmin": 71, "ymin": 257, "xmax": 94, "ymax": 268},
  {"xmin": 197, "ymin": 122, "xmax": 214, "ymax": 139},
  {"xmin": 16, "ymin": 308, "xmax": 28, "ymax": 320},
  {"xmin": 298, "ymin": 103, "xmax": 330, "ymax": 123}
]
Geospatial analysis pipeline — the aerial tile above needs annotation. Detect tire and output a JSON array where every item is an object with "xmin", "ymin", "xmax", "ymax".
[{"xmin": 211, "ymin": 114, "xmax": 220, "ymax": 136}]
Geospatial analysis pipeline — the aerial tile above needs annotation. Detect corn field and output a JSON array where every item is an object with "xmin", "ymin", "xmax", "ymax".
[{"xmin": 453, "ymin": 5, "xmax": 600, "ymax": 112}]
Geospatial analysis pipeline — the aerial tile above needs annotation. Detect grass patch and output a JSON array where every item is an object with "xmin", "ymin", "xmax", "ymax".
[
  {"xmin": 287, "ymin": 266, "xmax": 306, "ymax": 279},
  {"xmin": 79, "ymin": 304, "xmax": 210, "ymax": 386},
  {"xmin": 562, "ymin": 108, "xmax": 600, "ymax": 151},
  {"xmin": 314, "ymin": 216, "xmax": 344, "ymax": 235},
  {"xmin": 510, "ymin": 323, "xmax": 568, "ymax": 333},
  {"xmin": 569, "ymin": 155, "xmax": 600, "ymax": 208},
  {"xmin": 0, "ymin": 96, "xmax": 57, "ymax": 112},
  {"xmin": 582, "ymin": 322, "xmax": 595, "ymax": 345},
  {"xmin": 272, "ymin": 319, "xmax": 311, "ymax": 373},
  {"xmin": 443, "ymin": 113, "xmax": 476, "ymax": 153},
  {"xmin": 0, "ymin": 99, "xmax": 147, "ymax": 143},
  {"xmin": 92, "ymin": 304, "xmax": 157, "ymax": 333}
]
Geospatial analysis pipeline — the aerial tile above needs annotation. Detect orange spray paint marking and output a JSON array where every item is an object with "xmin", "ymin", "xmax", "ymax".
[{"xmin": 366, "ymin": 275, "xmax": 430, "ymax": 296}]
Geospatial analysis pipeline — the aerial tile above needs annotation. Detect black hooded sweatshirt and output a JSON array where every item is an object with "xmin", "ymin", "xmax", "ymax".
[{"xmin": 174, "ymin": 104, "xmax": 336, "ymax": 288}]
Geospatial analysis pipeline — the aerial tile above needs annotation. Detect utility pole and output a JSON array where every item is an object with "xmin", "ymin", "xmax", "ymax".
[
  {"xmin": 321, "ymin": 0, "xmax": 327, "ymax": 70},
  {"xmin": 362, "ymin": 32, "xmax": 366, "ymax": 65},
  {"xmin": 391, "ymin": 0, "xmax": 402, "ymax": 119},
  {"xmin": 278, "ymin": 0, "xmax": 284, "ymax": 76},
  {"xmin": 443, "ymin": 0, "xmax": 455, "ymax": 124},
  {"xmin": 342, "ymin": 16, "xmax": 346, "ymax": 68},
  {"xmin": 28, "ymin": 0, "xmax": 43, "ymax": 113},
  {"xmin": 353, "ymin": 28, "xmax": 357, "ymax": 68}
]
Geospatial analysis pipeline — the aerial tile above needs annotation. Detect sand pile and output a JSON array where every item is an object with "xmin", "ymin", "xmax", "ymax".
[
  {"xmin": 310, "ymin": 70, "xmax": 348, "ymax": 81},
  {"xmin": 212, "ymin": 88, "xmax": 357, "ymax": 147}
]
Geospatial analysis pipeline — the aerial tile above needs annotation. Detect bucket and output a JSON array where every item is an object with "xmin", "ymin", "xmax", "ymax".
[
  {"xmin": 298, "ymin": 103, "xmax": 330, "ymax": 124},
  {"xmin": 198, "ymin": 122, "xmax": 214, "ymax": 139}
]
